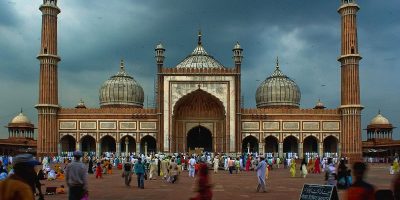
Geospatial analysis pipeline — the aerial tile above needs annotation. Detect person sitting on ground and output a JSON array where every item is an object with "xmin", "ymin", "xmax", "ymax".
[
  {"xmin": 344, "ymin": 162, "xmax": 375, "ymax": 200},
  {"xmin": 56, "ymin": 185, "xmax": 66, "ymax": 194}
]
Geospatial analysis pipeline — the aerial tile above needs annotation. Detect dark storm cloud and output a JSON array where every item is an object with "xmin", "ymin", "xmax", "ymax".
[{"xmin": 0, "ymin": 0, "xmax": 399, "ymax": 140}]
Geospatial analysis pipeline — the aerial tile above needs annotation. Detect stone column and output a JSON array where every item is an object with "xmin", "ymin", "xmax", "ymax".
[
  {"xmin": 125, "ymin": 138, "xmax": 129, "ymax": 156},
  {"xmin": 278, "ymin": 142, "xmax": 283, "ymax": 158},
  {"xmin": 57, "ymin": 143, "xmax": 61, "ymax": 156},
  {"xmin": 116, "ymin": 142, "xmax": 120, "ymax": 157},
  {"xmin": 338, "ymin": 143, "xmax": 342, "ymax": 158},
  {"xmin": 96, "ymin": 142, "xmax": 100, "ymax": 157},
  {"xmin": 258, "ymin": 142, "xmax": 264, "ymax": 155},
  {"xmin": 298, "ymin": 142, "xmax": 303, "ymax": 159},
  {"xmin": 318, "ymin": 142, "xmax": 323, "ymax": 158},
  {"xmin": 76, "ymin": 142, "xmax": 80, "ymax": 151},
  {"xmin": 145, "ymin": 142, "xmax": 148, "ymax": 156},
  {"xmin": 136, "ymin": 142, "xmax": 140, "ymax": 155}
]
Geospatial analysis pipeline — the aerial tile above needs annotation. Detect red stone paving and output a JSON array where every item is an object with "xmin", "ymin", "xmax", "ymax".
[{"xmin": 41, "ymin": 163, "xmax": 393, "ymax": 200}]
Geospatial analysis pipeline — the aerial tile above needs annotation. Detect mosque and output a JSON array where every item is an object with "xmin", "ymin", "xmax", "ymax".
[{"xmin": 34, "ymin": 0, "xmax": 366, "ymax": 161}]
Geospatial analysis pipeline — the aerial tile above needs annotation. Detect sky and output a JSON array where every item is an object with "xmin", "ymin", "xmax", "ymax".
[{"xmin": 0, "ymin": 0, "xmax": 399, "ymax": 139}]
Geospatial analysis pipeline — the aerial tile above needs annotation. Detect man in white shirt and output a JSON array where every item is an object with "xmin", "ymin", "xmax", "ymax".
[{"xmin": 188, "ymin": 156, "xmax": 196, "ymax": 178}]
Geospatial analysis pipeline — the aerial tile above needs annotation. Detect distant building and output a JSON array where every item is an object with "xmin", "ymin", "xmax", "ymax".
[
  {"xmin": 0, "ymin": 111, "xmax": 37, "ymax": 155},
  {"xmin": 35, "ymin": 0, "xmax": 363, "ymax": 162},
  {"xmin": 362, "ymin": 112, "xmax": 398, "ymax": 161}
]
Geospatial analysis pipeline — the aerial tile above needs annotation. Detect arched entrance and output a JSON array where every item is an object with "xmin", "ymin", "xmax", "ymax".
[
  {"xmin": 173, "ymin": 89, "xmax": 225, "ymax": 152},
  {"xmin": 101, "ymin": 135, "xmax": 116, "ymax": 155},
  {"xmin": 242, "ymin": 136, "xmax": 258, "ymax": 153},
  {"xmin": 81, "ymin": 135, "xmax": 96, "ymax": 155},
  {"xmin": 283, "ymin": 136, "xmax": 298, "ymax": 158},
  {"xmin": 120, "ymin": 136, "xmax": 135, "ymax": 156},
  {"xmin": 323, "ymin": 136, "xmax": 338, "ymax": 158},
  {"xmin": 303, "ymin": 136, "xmax": 318, "ymax": 155},
  {"xmin": 60, "ymin": 135, "xmax": 76, "ymax": 152},
  {"xmin": 187, "ymin": 126, "xmax": 213, "ymax": 152},
  {"xmin": 141, "ymin": 135, "xmax": 157, "ymax": 155},
  {"xmin": 265, "ymin": 136, "xmax": 278, "ymax": 157}
]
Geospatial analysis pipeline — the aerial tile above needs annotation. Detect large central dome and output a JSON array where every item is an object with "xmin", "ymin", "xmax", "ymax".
[
  {"xmin": 176, "ymin": 32, "xmax": 224, "ymax": 69},
  {"xmin": 99, "ymin": 60, "xmax": 144, "ymax": 108},
  {"xmin": 256, "ymin": 59, "xmax": 301, "ymax": 108}
]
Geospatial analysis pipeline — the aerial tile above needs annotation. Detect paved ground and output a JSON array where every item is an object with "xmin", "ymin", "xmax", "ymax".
[{"xmin": 41, "ymin": 163, "xmax": 394, "ymax": 200}]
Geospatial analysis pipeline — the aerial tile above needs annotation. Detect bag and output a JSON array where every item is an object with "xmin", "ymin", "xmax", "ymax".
[
  {"xmin": 81, "ymin": 193, "xmax": 89, "ymax": 200},
  {"xmin": 338, "ymin": 177, "xmax": 346, "ymax": 186}
]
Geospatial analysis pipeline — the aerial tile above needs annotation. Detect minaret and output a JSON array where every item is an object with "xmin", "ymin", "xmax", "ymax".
[
  {"xmin": 35, "ymin": 0, "xmax": 61, "ymax": 156},
  {"xmin": 155, "ymin": 42, "xmax": 165, "ymax": 151},
  {"xmin": 233, "ymin": 42, "xmax": 243, "ymax": 151},
  {"xmin": 338, "ymin": 0, "xmax": 363, "ymax": 162}
]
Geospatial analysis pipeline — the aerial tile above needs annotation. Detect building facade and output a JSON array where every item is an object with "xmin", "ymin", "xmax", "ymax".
[{"xmin": 36, "ymin": 0, "xmax": 363, "ymax": 161}]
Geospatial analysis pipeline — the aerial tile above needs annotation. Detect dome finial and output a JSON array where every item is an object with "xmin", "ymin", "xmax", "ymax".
[
  {"xmin": 276, "ymin": 56, "xmax": 279, "ymax": 69},
  {"xmin": 378, "ymin": 109, "xmax": 381, "ymax": 114},
  {"xmin": 198, "ymin": 29, "xmax": 202, "ymax": 45},
  {"xmin": 20, "ymin": 107, "xmax": 23, "ymax": 113},
  {"xmin": 120, "ymin": 59, "xmax": 125, "ymax": 70}
]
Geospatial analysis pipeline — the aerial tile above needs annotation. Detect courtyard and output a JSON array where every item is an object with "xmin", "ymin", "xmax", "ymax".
[{"xmin": 42, "ymin": 163, "xmax": 393, "ymax": 200}]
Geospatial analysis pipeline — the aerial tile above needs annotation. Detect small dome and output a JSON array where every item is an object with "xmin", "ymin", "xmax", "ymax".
[
  {"xmin": 256, "ymin": 59, "xmax": 301, "ymax": 108},
  {"xmin": 99, "ymin": 60, "xmax": 144, "ymax": 108},
  {"xmin": 370, "ymin": 112, "xmax": 390, "ymax": 125},
  {"xmin": 314, "ymin": 99, "xmax": 326, "ymax": 109},
  {"xmin": 233, "ymin": 42, "xmax": 242, "ymax": 50},
  {"xmin": 155, "ymin": 43, "xmax": 164, "ymax": 50},
  {"xmin": 10, "ymin": 112, "xmax": 31, "ymax": 124},
  {"xmin": 75, "ymin": 99, "xmax": 87, "ymax": 109},
  {"xmin": 176, "ymin": 32, "xmax": 224, "ymax": 69}
]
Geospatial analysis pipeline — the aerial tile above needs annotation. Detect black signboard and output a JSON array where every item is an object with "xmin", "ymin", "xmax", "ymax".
[{"xmin": 299, "ymin": 184, "xmax": 338, "ymax": 200}]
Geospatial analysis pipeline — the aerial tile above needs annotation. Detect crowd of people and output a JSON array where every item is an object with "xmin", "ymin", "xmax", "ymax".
[{"xmin": 2, "ymin": 152, "xmax": 400, "ymax": 199}]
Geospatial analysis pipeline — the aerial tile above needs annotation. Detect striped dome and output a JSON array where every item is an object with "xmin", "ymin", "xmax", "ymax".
[
  {"xmin": 99, "ymin": 61, "xmax": 144, "ymax": 108},
  {"xmin": 256, "ymin": 60, "xmax": 301, "ymax": 108}
]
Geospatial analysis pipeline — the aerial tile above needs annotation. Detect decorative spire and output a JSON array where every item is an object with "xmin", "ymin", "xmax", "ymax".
[
  {"xmin": 198, "ymin": 30, "xmax": 202, "ymax": 45},
  {"xmin": 378, "ymin": 109, "xmax": 381, "ymax": 114},
  {"xmin": 120, "ymin": 59, "xmax": 125, "ymax": 70},
  {"xmin": 20, "ymin": 107, "xmax": 23, "ymax": 113},
  {"xmin": 276, "ymin": 56, "xmax": 279, "ymax": 69}
]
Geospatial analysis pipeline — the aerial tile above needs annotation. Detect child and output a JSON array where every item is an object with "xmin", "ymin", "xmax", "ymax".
[
  {"xmin": 96, "ymin": 162, "xmax": 102, "ymax": 178},
  {"xmin": 390, "ymin": 164, "xmax": 395, "ymax": 175},
  {"xmin": 108, "ymin": 163, "xmax": 113, "ymax": 174}
]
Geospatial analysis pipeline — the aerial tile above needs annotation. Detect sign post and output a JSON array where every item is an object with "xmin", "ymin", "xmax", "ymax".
[{"xmin": 299, "ymin": 184, "xmax": 338, "ymax": 200}]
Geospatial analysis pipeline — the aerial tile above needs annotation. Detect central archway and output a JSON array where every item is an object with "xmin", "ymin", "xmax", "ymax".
[
  {"xmin": 187, "ymin": 126, "xmax": 212, "ymax": 152},
  {"xmin": 172, "ymin": 89, "xmax": 226, "ymax": 152}
]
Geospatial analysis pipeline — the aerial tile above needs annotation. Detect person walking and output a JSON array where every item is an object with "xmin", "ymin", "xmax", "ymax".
[
  {"xmin": 169, "ymin": 158, "xmax": 179, "ymax": 183},
  {"xmin": 190, "ymin": 161, "xmax": 212, "ymax": 200},
  {"xmin": 300, "ymin": 158, "xmax": 308, "ymax": 178},
  {"xmin": 65, "ymin": 150, "xmax": 88, "ymax": 200},
  {"xmin": 228, "ymin": 157, "xmax": 235, "ymax": 174},
  {"xmin": 344, "ymin": 162, "xmax": 375, "ymax": 200},
  {"xmin": 123, "ymin": 158, "xmax": 132, "ymax": 186},
  {"xmin": 88, "ymin": 157, "xmax": 94, "ymax": 174},
  {"xmin": 213, "ymin": 155, "xmax": 219, "ymax": 174},
  {"xmin": 325, "ymin": 158, "xmax": 337, "ymax": 186},
  {"xmin": 235, "ymin": 157, "xmax": 241, "ymax": 174},
  {"xmin": 256, "ymin": 156, "xmax": 267, "ymax": 192},
  {"xmin": 290, "ymin": 159, "xmax": 296, "ymax": 177},
  {"xmin": 0, "ymin": 154, "xmax": 40, "ymax": 200},
  {"xmin": 134, "ymin": 157, "xmax": 145, "ymax": 189},
  {"xmin": 95, "ymin": 162, "xmax": 102, "ymax": 179},
  {"xmin": 189, "ymin": 156, "xmax": 196, "ymax": 178},
  {"xmin": 337, "ymin": 159, "xmax": 350, "ymax": 189}
]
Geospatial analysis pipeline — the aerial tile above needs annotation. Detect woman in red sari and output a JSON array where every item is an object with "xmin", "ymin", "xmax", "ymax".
[
  {"xmin": 190, "ymin": 162, "xmax": 212, "ymax": 200},
  {"xmin": 245, "ymin": 156, "xmax": 251, "ymax": 171},
  {"xmin": 314, "ymin": 157, "xmax": 321, "ymax": 174}
]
